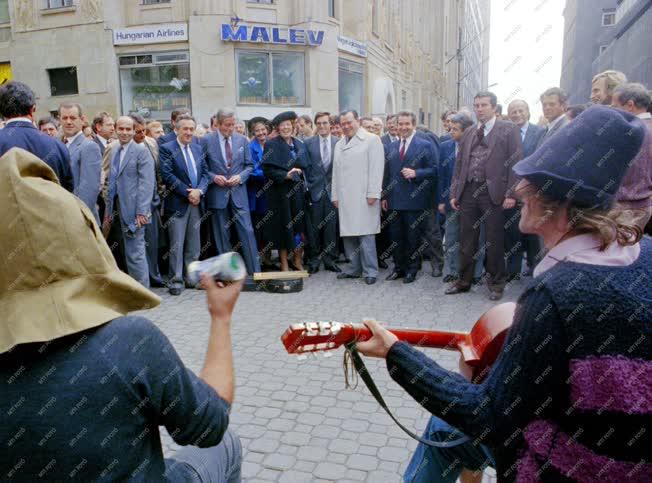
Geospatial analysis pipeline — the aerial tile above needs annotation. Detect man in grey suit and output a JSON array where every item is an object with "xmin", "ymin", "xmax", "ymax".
[
  {"xmin": 537, "ymin": 87, "xmax": 570, "ymax": 148},
  {"xmin": 506, "ymin": 100, "xmax": 546, "ymax": 278},
  {"xmin": 201, "ymin": 108, "xmax": 260, "ymax": 274},
  {"xmin": 104, "ymin": 116, "xmax": 155, "ymax": 288},
  {"xmin": 305, "ymin": 112, "xmax": 341, "ymax": 274},
  {"xmin": 59, "ymin": 102, "xmax": 102, "ymax": 225}
]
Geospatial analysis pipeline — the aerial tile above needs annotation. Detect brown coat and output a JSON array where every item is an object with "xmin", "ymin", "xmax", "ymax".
[{"xmin": 451, "ymin": 119, "xmax": 523, "ymax": 205}]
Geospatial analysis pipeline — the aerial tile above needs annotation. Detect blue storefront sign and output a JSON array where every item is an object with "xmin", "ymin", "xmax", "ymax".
[{"xmin": 221, "ymin": 24, "xmax": 324, "ymax": 46}]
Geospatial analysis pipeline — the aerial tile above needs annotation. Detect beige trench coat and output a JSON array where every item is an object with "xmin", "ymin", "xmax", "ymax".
[{"xmin": 331, "ymin": 128, "xmax": 385, "ymax": 236}]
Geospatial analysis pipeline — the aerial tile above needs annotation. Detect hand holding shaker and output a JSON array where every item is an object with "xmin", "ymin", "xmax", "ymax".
[{"xmin": 186, "ymin": 252, "xmax": 247, "ymax": 286}]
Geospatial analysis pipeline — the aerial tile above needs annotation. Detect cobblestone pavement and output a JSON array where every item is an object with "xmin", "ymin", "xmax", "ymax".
[{"xmin": 146, "ymin": 267, "xmax": 527, "ymax": 482}]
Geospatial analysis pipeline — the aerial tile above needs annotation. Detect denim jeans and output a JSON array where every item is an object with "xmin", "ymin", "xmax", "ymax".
[
  {"xmin": 442, "ymin": 206, "xmax": 484, "ymax": 279},
  {"xmin": 164, "ymin": 429, "xmax": 242, "ymax": 482},
  {"xmin": 404, "ymin": 416, "xmax": 494, "ymax": 483}
]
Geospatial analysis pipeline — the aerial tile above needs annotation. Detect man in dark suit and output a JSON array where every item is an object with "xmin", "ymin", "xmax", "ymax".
[
  {"xmin": 380, "ymin": 114, "xmax": 399, "ymax": 148},
  {"xmin": 91, "ymin": 111, "xmax": 115, "ymax": 156},
  {"xmin": 382, "ymin": 111, "xmax": 437, "ymax": 283},
  {"xmin": 104, "ymin": 116, "xmax": 156, "ymax": 288},
  {"xmin": 201, "ymin": 108, "xmax": 260, "ymax": 275},
  {"xmin": 60, "ymin": 102, "xmax": 102, "ymax": 225},
  {"xmin": 158, "ymin": 108, "xmax": 191, "ymax": 146},
  {"xmin": 506, "ymin": 100, "xmax": 546, "ymax": 278},
  {"xmin": 305, "ymin": 111, "xmax": 341, "ymax": 273},
  {"xmin": 0, "ymin": 81, "xmax": 73, "ymax": 192},
  {"xmin": 159, "ymin": 114, "xmax": 210, "ymax": 295},
  {"xmin": 446, "ymin": 91, "xmax": 523, "ymax": 300},
  {"xmin": 536, "ymin": 87, "xmax": 570, "ymax": 148}
]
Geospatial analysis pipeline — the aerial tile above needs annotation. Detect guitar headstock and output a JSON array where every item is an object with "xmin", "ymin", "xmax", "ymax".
[{"xmin": 281, "ymin": 321, "xmax": 351, "ymax": 354}]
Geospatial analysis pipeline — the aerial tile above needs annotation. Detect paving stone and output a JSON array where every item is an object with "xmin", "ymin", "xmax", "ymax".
[
  {"xmin": 313, "ymin": 462, "xmax": 347, "ymax": 480},
  {"xmin": 296, "ymin": 412, "xmax": 326, "ymax": 426},
  {"xmin": 256, "ymin": 468, "xmax": 283, "ymax": 480},
  {"xmin": 358, "ymin": 432, "xmax": 388, "ymax": 447},
  {"xmin": 327, "ymin": 452, "xmax": 348, "ymax": 464},
  {"xmin": 248, "ymin": 438, "xmax": 279, "ymax": 454},
  {"xmin": 296, "ymin": 445, "xmax": 328, "ymax": 462},
  {"xmin": 346, "ymin": 454, "xmax": 379, "ymax": 471},
  {"xmin": 358, "ymin": 445, "xmax": 378, "ymax": 456},
  {"xmin": 241, "ymin": 461, "xmax": 260, "ymax": 479},
  {"xmin": 280, "ymin": 431, "xmax": 311, "ymax": 446},
  {"xmin": 328, "ymin": 438, "xmax": 360, "ymax": 454},
  {"xmin": 262, "ymin": 453, "xmax": 296, "ymax": 471},
  {"xmin": 378, "ymin": 446, "xmax": 410, "ymax": 463},
  {"xmin": 365, "ymin": 470, "xmax": 400, "ymax": 482},
  {"xmin": 278, "ymin": 470, "xmax": 314, "ymax": 483}
]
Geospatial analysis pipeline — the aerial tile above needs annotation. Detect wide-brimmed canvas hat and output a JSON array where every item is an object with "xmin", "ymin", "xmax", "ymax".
[{"xmin": 0, "ymin": 148, "xmax": 160, "ymax": 354}]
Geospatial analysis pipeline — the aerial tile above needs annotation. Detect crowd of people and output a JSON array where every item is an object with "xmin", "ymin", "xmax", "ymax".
[{"xmin": 0, "ymin": 68, "xmax": 651, "ymax": 482}]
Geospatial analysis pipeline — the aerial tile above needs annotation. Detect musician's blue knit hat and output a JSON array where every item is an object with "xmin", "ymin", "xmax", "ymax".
[{"xmin": 513, "ymin": 105, "xmax": 646, "ymax": 209}]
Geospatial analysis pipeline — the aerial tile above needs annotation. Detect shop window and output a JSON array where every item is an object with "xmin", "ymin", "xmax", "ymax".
[
  {"xmin": 119, "ymin": 52, "xmax": 191, "ymax": 122},
  {"xmin": 48, "ymin": 67, "xmax": 78, "ymax": 96},
  {"xmin": 237, "ymin": 51, "xmax": 305, "ymax": 105},
  {"xmin": 338, "ymin": 59, "xmax": 363, "ymax": 114},
  {"xmin": 44, "ymin": 0, "xmax": 73, "ymax": 9},
  {"xmin": 0, "ymin": 0, "xmax": 9, "ymax": 24}
]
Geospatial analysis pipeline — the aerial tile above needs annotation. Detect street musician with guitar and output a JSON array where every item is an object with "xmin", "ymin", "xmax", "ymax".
[{"xmin": 286, "ymin": 107, "xmax": 652, "ymax": 482}]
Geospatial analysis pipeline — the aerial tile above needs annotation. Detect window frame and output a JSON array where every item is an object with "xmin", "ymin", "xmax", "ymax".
[
  {"xmin": 0, "ymin": 0, "xmax": 9, "ymax": 24},
  {"xmin": 338, "ymin": 58, "xmax": 364, "ymax": 114},
  {"xmin": 602, "ymin": 10, "xmax": 616, "ymax": 26},
  {"xmin": 328, "ymin": 0, "xmax": 337, "ymax": 19},
  {"xmin": 44, "ymin": 0, "xmax": 74, "ymax": 9},
  {"xmin": 47, "ymin": 66, "xmax": 79, "ymax": 97},
  {"xmin": 236, "ymin": 49, "xmax": 306, "ymax": 106}
]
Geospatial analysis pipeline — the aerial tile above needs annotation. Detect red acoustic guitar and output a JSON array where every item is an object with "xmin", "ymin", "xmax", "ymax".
[{"xmin": 281, "ymin": 302, "xmax": 516, "ymax": 382}]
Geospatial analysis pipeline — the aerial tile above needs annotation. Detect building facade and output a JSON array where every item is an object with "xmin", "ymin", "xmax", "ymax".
[
  {"xmin": 1, "ymin": 0, "xmax": 486, "ymax": 132},
  {"xmin": 457, "ymin": 0, "xmax": 490, "ymax": 110},
  {"xmin": 560, "ymin": 0, "xmax": 620, "ymax": 104}
]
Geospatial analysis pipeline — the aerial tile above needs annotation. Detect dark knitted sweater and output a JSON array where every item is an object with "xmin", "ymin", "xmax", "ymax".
[{"xmin": 387, "ymin": 238, "xmax": 652, "ymax": 482}]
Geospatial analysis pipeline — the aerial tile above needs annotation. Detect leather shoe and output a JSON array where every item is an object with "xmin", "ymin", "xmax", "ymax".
[
  {"xmin": 324, "ymin": 263, "xmax": 342, "ymax": 273},
  {"xmin": 444, "ymin": 284, "xmax": 470, "ymax": 295},
  {"xmin": 364, "ymin": 277, "xmax": 377, "ymax": 285},
  {"xmin": 489, "ymin": 290, "xmax": 503, "ymax": 301},
  {"xmin": 403, "ymin": 273, "xmax": 416, "ymax": 284},
  {"xmin": 431, "ymin": 267, "xmax": 443, "ymax": 278},
  {"xmin": 337, "ymin": 273, "xmax": 359, "ymax": 279},
  {"xmin": 443, "ymin": 274, "xmax": 457, "ymax": 283},
  {"xmin": 385, "ymin": 271, "xmax": 404, "ymax": 281},
  {"xmin": 378, "ymin": 259, "xmax": 389, "ymax": 269},
  {"xmin": 169, "ymin": 287, "xmax": 182, "ymax": 296},
  {"xmin": 150, "ymin": 278, "xmax": 165, "ymax": 288},
  {"xmin": 307, "ymin": 264, "xmax": 320, "ymax": 274}
]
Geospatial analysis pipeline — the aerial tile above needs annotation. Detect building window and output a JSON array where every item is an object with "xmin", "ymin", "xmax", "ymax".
[
  {"xmin": 48, "ymin": 67, "xmax": 78, "ymax": 96},
  {"xmin": 119, "ymin": 52, "xmax": 191, "ymax": 123},
  {"xmin": 599, "ymin": 44, "xmax": 609, "ymax": 55},
  {"xmin": 338, "ymin": 59, "xmax": 363, "ymax": 114},
  {"xmin": 0, "ymin": 0, "xmax": 9, "ymax": 24},
  {"xmin": 142, "ymin": 0, "xmax": 171, "ymax": 4},
  {"xmin": 247, "ymin": 0, "xmax": 273, "ymax": 3},
  {"xmin": 236, "ymin": 51, "xmax": 305, "ymax": 105},
  {"xmin": 602, "ymin": 10, "xmax": 616, "ymax": 26},
  {"xmin": 45, "ymin": 0, "xmax": 74, "ymax": 8},
  {"xmin": 372, "ymin": 0, "xmax": 379, "ymax": 35},
  {"xmin": 328, "ymin": 0, "xmax": 336, "ymax": 18}
]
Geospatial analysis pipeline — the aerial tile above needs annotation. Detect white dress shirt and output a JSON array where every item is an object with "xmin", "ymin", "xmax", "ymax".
[
  {"xmin": 399, "ymin": 131, "xmax": 416, "ymax": 155},
  {"xmin": 218, "ymin": 131, "xmax": 232, "ymax": 164},
  {"xmin": 520, "ymin": 123, "xmax": 528, "ymax": 142},
  {"xmin": 319, "ymin": 134, "xmax": 332, "ymax": 167},
  {"xmin": 479, "ymin": 116, "xmax": 497, "ymax": 136},
  {"xmin": 637, "ymin": 112, "xmax": 652, "ymax": 120},
  {"xmin": 65, "ymin": 131, "xmax": 83, "ymax": 148},
  {"xmin": 117, "ymin": 140, "xmax": 132, "ymax": 171}
]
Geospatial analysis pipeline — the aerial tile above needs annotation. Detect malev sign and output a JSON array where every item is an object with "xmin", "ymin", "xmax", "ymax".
[{"xmin": 221, "ymin": 24, "xmax": 324, "ymax": 46}]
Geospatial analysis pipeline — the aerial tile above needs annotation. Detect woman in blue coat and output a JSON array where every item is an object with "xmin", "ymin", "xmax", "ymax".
[{"xmin": 247, "ymin": 117, "xmax": 272, "ymax": 267}]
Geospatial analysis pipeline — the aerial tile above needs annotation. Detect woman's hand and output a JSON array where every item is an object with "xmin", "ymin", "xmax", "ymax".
[
  {"xmin": 201, "ymin": 275, "xmax": 243, "ymax": 324},
  {"xmin": 355, "ymin": 319, "xmax": 399, "ymax": 358}
]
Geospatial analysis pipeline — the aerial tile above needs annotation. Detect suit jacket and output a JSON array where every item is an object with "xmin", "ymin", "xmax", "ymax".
[
  {"xmin": 159, "ymin": 140, "xmax": 209, "ymax": 216},
  {"xmin": 416, "ymin": 130, "xmax": 441, "ymax": 152},
  {"xmin": 437, "ymin": 139, "xmax": 456, "ymax": 207},
  {"xmin": 536, "ymin": 115, "xmax": 569, "ymax": 149},
  {"xmin": 0, "ymin": 120, "xmax": 74, "ymax": 192},
  {"xmin": 381, "ymin": 133, "xmax": 399, "ymax": 150},
  {"xmin": 68, "ymin": 132, "xmax": 102, "ymax": 224},
  {"xmin": 451, "ymin": 120, "xmax": 523, "ymax": 205},
  {"xmin": 305, "ymin": 134, "xmax": 339, "ymax": 202},
  {"xmin": 383, "ymin": 135, "xmax": 437, "ymax": 211},
  {"xmin": 105, "ymin": 141, "xmax": 155, "ymax": 232},
  {"xmin": 200, "ymin": 132, "xmax": 252, "ymax": 210},
  {"xmin": 92, "ymin": 135, "xmax": 107, "ymax": 156},
  {"xmin": 157, "ymin": 130, "xmax": 177, "ymax": 147},
  {"xmin": 522, "ymin": 123, "xmax": 545, "ymax": 158}
]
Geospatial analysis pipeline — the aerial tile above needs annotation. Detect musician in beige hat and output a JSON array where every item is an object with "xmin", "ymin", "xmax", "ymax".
[{"xmin": 0, "ymin": 148, "xmax": 242, "ymax": 481}]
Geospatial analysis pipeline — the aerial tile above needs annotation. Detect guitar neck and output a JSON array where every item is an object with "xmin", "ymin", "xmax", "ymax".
[{"xmin": 345, "ymin": 324, "xmax": 469, "ymax": 352}]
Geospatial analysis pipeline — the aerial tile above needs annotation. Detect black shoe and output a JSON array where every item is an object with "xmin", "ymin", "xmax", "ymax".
[
  {"xmin": 169, "ymin": 287, "xmax": 182, "ymax": 296},
  {"xmin": 444, "ymin": 284, "xmax": 470, "ymax": 295},
  {"xmin": 378, "ymin": 259, "xmax": 389, "ymax": 269},
  {"xmin": 337, "ymin": 273, "xmax": 359, "ymax": 279},
  {"xmin": 403, "ymin": 273, "xmax": 416, "ymax": 284},
  {"xmin": 522, "ymin": 268, "xmax": 534, "ymax": 277},
  {"xmin": 307, "ymin": 263, "xmax": 320, "ymax": 274},
  {"xmin": 472, "ymin": 277, "xmax": 483, "ymax": 285},
  {"xmin": 324, "ymin": 263, "xmax": 342, "ymax": 273},
  {"xmin": 443, "ymin": 274, "xmax": 457, "ymax": 283},
  {"xmin": 185, "ymin": 281, "xmax": 197, "ymax": 289},
  {"xmin": 365, "ymin": 277, "xmax": 377, "ymax": 285},
  {"xmin": 431, "ymin": 267, "xmax": 443, "ymax": 278},
  {"xmin": 489, "ymin": 290, "xmax": 504, "ymax": 301},
  {"xmin": 385, "ymin": 271, "xmax": 404, "ymax": 281},
  {"xmin": 150, "ymin": 278, "xmax": 165, "ymax": 288}
]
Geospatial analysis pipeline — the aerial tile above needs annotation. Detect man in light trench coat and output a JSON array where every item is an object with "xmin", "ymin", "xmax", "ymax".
[{"xmin": 331, "ymin": 110, "xmax": 385, "ymax": 285}]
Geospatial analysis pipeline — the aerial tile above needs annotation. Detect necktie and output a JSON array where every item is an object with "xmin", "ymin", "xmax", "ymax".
[
  {"xmin": 474, "ymin": 123, "xmax": 486, "ymax": 147},
  {"xmin": 399, "ymin": 139, "xmax": 406, "ymax": 161},
  {"xmin": 63, "ymin": 138, "xmax": 69, "ymax": 145},
  {"xmin": 184, "ymin": 144, "xmax": 197, "ymax": 187},
  {"xmin": 322, "ymin": 137, "xmax": 330, "ymax": 170},
  {"xmin": 225, "ymin": 137, "xmax": 233, "ymax": 169},
  {"xmin": 114, "ymin": 145, "xmax": 123, "ymax": 175}
]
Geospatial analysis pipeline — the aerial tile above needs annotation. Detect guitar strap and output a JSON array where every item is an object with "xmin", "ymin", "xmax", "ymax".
[{"xmin": 344, "ymin": 342, "xmax": 471, "ymax": 448}]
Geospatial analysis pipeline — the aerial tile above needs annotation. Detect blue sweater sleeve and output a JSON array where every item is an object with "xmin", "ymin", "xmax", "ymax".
[
  {"xmin": 386, "ymin": 286, "xmax": 568, "ymax": 447},
  {"xmin": 103, "ymin": 317, "xmax": 230, "ymax": 448}
]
